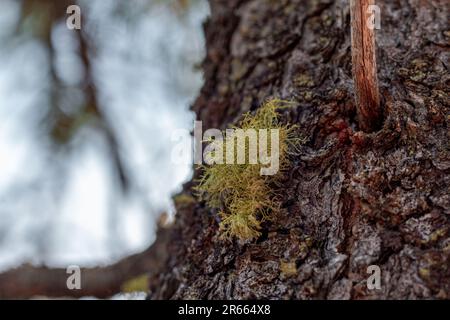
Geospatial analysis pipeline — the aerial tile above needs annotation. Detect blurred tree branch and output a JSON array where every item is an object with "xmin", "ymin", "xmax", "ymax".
[
  {"xmin": 19, "ymin": 0, "xmax": 130, "ymax": 192},
  {"xmin": 76, "ymin": 28, "xmax": 130, "ymax": 193},
  {"xmin": 0, "ymin": 226, "xmax": 170, "ymax": 299}
]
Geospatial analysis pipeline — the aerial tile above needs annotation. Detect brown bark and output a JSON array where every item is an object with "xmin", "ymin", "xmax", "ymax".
[
  {"xmin": 0, "ymin": 227, "xmax": 170, "ymax": 299},
  {"xmin": 350, "ymin": 0, "xmax": 382, "ymax": 132},
  {"xmin": 149, "ymin": 0, "xmax": 450, "ymax": 300}
]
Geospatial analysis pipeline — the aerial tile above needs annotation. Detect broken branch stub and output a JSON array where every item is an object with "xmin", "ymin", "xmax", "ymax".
[{"xmin": 350, "ymin": 0, "xmax": 382, "ymax": 132}]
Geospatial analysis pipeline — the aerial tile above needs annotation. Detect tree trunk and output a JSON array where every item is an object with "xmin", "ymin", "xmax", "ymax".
[{"xmin": 148, "ymin": 0, "xmax": 450, "ymax": 300}]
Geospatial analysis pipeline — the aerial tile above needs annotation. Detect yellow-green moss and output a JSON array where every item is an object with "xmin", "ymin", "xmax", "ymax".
[
  {"xmin": 195, "ymin": 99, "xmax": 301, "ymax": 241},
  {"xmin": 294, "ymin": 74, "xmax": 315, "ymax": 88},
  {"xmin": 280, "ymin": 260, "xmax": 297, "ymax": 277},
  {"xmin": 121, "ymin": 274, "xmax": 149, "ymax": 293},
  {"xmin": 173, "ymin": 193, "xmax": 196, "ymax": 207},
  {"xmin": 419, "ymin": 268, "xmax": 430, "ymax": 279}
]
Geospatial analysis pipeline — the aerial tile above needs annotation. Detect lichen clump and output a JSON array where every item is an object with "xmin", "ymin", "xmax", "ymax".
[{"xmin": 195, "ymin": 99, "xmax": 299, "ymax": 241}]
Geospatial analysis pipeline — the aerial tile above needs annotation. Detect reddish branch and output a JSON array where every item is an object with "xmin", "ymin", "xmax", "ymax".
[
  {"xmin": 0, "ymin": 227, "xmax": 169, "ymax": 299},
  {"xmin": 350, "ymin": 0, "xmax": 382, "ymax": 132}
]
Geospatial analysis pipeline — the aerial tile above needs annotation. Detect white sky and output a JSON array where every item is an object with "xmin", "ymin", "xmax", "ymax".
[{"xmin": 0, "ymin": 0, "xmax": 209, "ymax": 271}]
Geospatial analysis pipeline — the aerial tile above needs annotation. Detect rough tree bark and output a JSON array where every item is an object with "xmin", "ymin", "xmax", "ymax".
[{"xmin": 148, "ymin": 0, "xmax": 450, "ymax": 299}]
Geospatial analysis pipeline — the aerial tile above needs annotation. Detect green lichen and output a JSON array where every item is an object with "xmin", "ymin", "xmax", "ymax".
[
  {"xmin": 280, "ymin": 260, "xmax": 297, "ymax": 277},
  {"xmin": 121, "ymin": 274, "xmax": 149, "ymax": 293},
  {"xmin": 195, "ymin": 99, "xmax": 301, "ymax": 241},
  {"xmin": 173, "ymin": 193, "xmax": 196, "ymax": 207},
  {"xmin": 294, "ymin": 74, "xmax": 315, "ymax": 88},
  {"xmin": 419, "ymin": 268, "xmax": 430, "ymax": 279}
]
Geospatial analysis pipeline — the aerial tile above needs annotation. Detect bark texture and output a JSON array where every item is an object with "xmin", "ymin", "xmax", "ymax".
[{"xmin": 149, "ymin": 0, "xmax": 450, "ymax": 299}]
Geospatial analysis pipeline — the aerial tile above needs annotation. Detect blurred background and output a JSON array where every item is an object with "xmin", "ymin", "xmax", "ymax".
[{"xmin": 0, "ymin": 0, "xmax": 209, "ymax": 273}]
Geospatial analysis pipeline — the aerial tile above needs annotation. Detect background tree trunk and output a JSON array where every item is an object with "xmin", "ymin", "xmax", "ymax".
[{"xmin": 149, "ymin": 0, "xmax": 450, "ymax": 299}]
